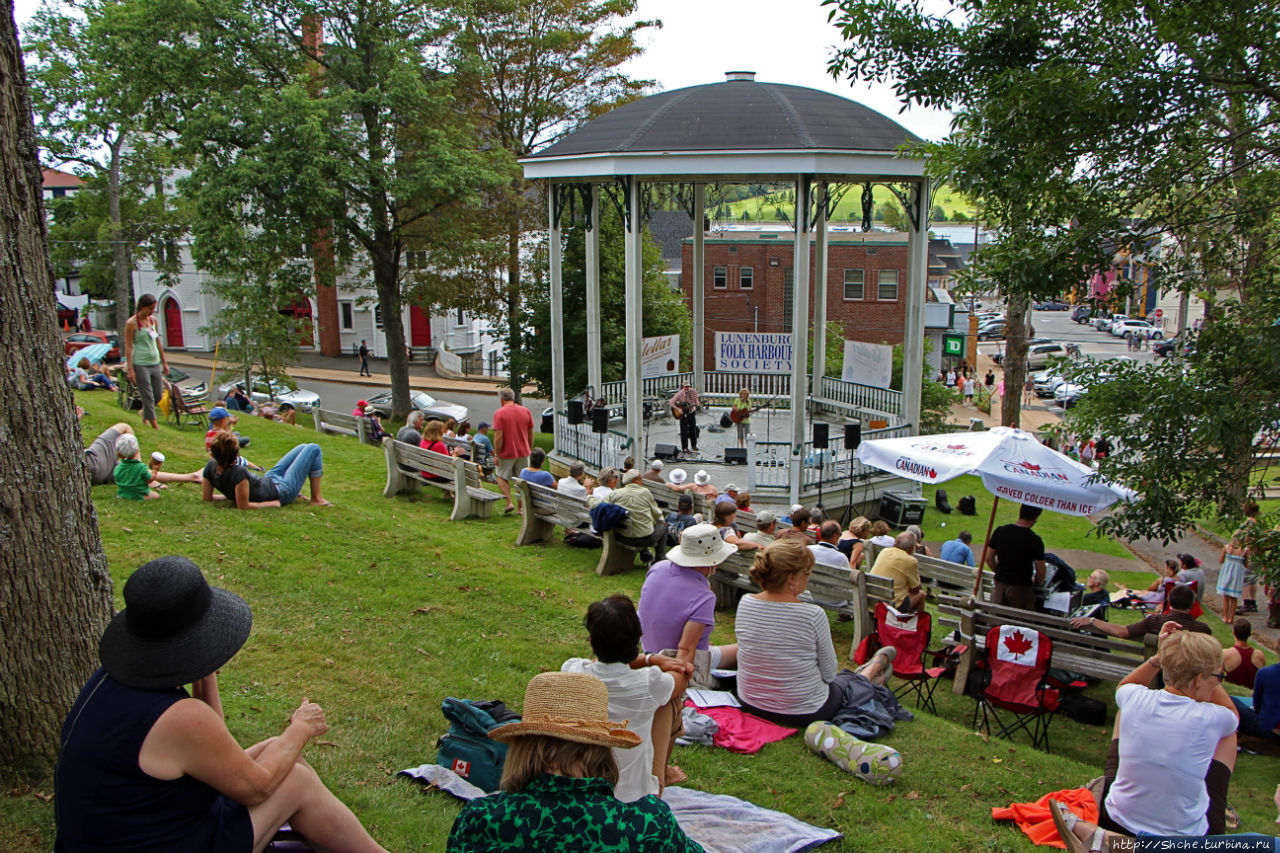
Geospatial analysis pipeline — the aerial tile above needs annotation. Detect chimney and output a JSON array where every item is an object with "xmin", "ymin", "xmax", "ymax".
[{"xmin": 724, "ymin": 71, "xmax": 756, "ymax": 82}]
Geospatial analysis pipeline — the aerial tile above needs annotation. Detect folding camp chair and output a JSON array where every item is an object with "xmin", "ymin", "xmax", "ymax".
[
  {"xmin": 1161, "ymin": 579, "xmax": 1203, "ymax": 619},
  {"xmin": 873, "ymin": 601, "xmax": 947, "ymax": 714},
  {"xmin": 972, "ymin": 624, "xmax": 1059, "ymax": 751},
  {"xmin": 168, "ymin": 381, "xmax": 209, "ymax": 429}
]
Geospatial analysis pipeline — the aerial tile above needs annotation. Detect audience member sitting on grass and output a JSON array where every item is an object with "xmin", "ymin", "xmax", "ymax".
[
  {"xmin": 518, "ymin": 447, "xmax": 556, "ymax": 488},
  {"xmin": 88, "ymin": 359, "xmax": 117, "ymax": 390},
  {"xmin": 1071, "ymin": 585, "xmax": 1209, "ymax": 639},
  {"xmin": 1115, "ymin": 558, "xmax": 1181, "ymax": 607},
  {"xmin": 67, "ymin": 357, "xmax": 99, "ymax": 390},
  {"xmin": 205, "ymin": 406, "xmax": 251, "ymax": 453},
  {"xmin": 638, "ymin": 524, "xmax": 738, "ymax": 698},
  {"xmin": 397, "ymin": 410, "xmax": 424, "ymax": 445},
  {"xmin": 1048, "ymin": 625, "xmax": 1239, "ymax": 848},
  {"xmin": 561, "ymin": 596, "xmax": 694, "ymax": 801},
  {"xmin": 83, "ymin": 422, "xmax": 201, "ymax": 488},
  {"xmin": 446, "ymin": 672, "xmax": 701, "ymax": 853},
  {"xmin": 113, "ymin": 433, "xmax": 160, "ymax": 501},
  {"xmin": 869, "ymin": 531, "xmax": 926, "ymax": 613},
  {"xmin": 734, "ymin": 541, "xmax": 902, "ymax": 736},
  {"xmin": 203, "ymin": 432, "xmax": 331, "ymax": 509},
  {"xmin": 712, "ymin": 501, "xmax": 761, "ymax": 552},
  {"xmin": 54, "ymin": 556, "xmax": 389, "ymax": 853},
  {"xmin": 223, "ymin": 385, "xmax": 256, "ymax": 413},
  {"xmin": 1224, "ymin": 617, "xmax": 1267, "ymax": 690}
]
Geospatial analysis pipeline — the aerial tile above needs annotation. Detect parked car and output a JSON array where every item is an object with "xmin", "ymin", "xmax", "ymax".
[
  {"xmin": 64, "ymin": 330, "xmax": 121, "ymax": 362},
  {"xmin": 1026, "ymin": 342, "xmax": 1069, "ymax": 369},
  {"xmin": 1152, "ymin": 336, "xmax": 1189, "ymax": 358},
  {"xmin": 977, "ymin": 322, "xmax": 1006, "ymax": 341},
  {"xmin": 991, "ymin": 339, "xmax": 1055, "ymax": 365},
  {"xmin": 1112, "ymin": 319, "xmax": 1163, "ymax": 339},
  {"xmin": 1092, "ymin": 313, "xmax": 1116, "ymax": 330},
  {"xmin": 57, "ymin": 300, "xmax": 78, "ymax": 327},
  {"xmin": 1070, "ymin": 305, "xmax": 1094, "ymax": 323},
  {"xmin": 1033, "ymin": 370, "xmax": 1066, "ymax": 398},
  {"xmin": 217, "ymin": 376, "xmax": 321, "ymax": 412},
  {"xmin": 365, "ymin": 390, "xmax": 468, "ymax": 424},
  {"xmin": 1053, "ymin": 381, "xmax": 1088, "ymax": 408},
  {"xmin": 1033, "ymin": 300, "xmax": 1070, "ymax": 311}
]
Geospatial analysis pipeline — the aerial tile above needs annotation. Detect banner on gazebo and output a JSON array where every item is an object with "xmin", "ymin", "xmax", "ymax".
[
  {"xmin": 714, "ymin": 332, "xmax": 793, "ymax": 373},
  {"xmin": 841, "ymin": 340, "xmax": 894, "ymax": 389},
  {"xmin": 641, "ymin": 334, "xmax": 680, "ymax": 378}
]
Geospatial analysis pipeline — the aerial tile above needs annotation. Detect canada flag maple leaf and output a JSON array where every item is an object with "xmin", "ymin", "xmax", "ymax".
[
  {"xmin": 929, "ymin": 468, "xmax": 937, "ymax": 478},
  {"xmin": 1019, "ymin": 461, "xmax": 1042, "ymax": 471},
  {"xmin": 1003, "ymin": 630, "xmax": 1034, "ymax": 657}
]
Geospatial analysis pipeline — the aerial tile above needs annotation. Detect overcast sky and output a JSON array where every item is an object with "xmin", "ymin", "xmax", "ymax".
[{"xmin": 12, "ymin": 0, "xmax": 953, "ymax": 141}]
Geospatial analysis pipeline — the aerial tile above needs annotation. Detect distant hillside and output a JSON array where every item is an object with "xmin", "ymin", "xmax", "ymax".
[{"xmin": 718, "ymin": 184, "xmax": 976, "ymax": 225}]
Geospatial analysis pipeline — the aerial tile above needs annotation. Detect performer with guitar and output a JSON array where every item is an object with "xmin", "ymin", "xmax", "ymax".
[
  {"xmin": 730, "ymin": 388, "xmax": 754, "ymax": 448},
  {"xmin": 669, "ymin": 381, "xmax": 701, "ymax": 454}
]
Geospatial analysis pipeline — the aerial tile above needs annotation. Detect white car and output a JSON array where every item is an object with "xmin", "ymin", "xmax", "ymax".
[
  {"xmin": 1093, "ymin": 313, "xmax": 1119, "ymax": 330},
  {"xmin": 1111, "ymin": 319, "xmax": 1163, "ymax": 340},
  {"xmin": 1053, "ymin": 381, "xmax": 1088, "ymax": 408},
  {"xmin": 1107, "ymin": 315, "xmax": 1133, "ymax": 335},
  {"xmin": 217, "ymin": 376, "xmax": 321, "ymax": 412}
]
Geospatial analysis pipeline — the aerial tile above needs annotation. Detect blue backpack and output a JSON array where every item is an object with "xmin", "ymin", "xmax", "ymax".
[{"xmin": 435, "ymin": 698, "xmax": 519, "ymax": 793}]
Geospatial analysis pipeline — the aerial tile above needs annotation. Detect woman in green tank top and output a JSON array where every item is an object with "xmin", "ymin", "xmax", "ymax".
[{"xmin": 124, "ymin": 294, "xmax": 169, "ymax": 430}]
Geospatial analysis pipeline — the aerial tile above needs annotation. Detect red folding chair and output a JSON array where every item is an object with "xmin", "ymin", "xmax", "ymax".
[
  {"xmin": 972, "ymin": 624, "xmax": 1059, "ymax": 751},
  {"xmin": 874, "ymin": 601, "xmax": 947, "ymax": 714},
  {"xmin": 1162, "ymin": 580, "xmax": 1203, "ymax": 619}
]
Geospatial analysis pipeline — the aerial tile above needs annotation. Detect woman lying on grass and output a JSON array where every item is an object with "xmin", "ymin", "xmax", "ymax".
[
  {"xmin": 1050, "ymin": 625, "xmax": 1239, "ymax": 851},
  {"xmin": 203, "ymin": 432, "xmax": 332, "ymax": 509}
]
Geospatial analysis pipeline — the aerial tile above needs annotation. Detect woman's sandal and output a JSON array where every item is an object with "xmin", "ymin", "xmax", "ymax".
[
  {"xmin": 803, "ymin": 721, "xmax": 902, "ymax": 786},
  {"xmin": 664, "ymin": 765, "xmax": 688, "ymax": 786},
  {"xmin": 1049, "ymin": 799, "xmax": 1131, "ymax": 853}
]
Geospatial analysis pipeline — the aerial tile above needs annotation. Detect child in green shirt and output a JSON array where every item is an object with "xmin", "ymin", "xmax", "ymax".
[{"xmin": 113, "ymin": 433, "xmax": 159, "ymax": 500}]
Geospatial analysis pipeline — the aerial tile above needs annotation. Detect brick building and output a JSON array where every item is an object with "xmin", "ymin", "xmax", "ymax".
[{"xmin": 681, "ymin": 227, "xmax": 911, "ymax": 368}]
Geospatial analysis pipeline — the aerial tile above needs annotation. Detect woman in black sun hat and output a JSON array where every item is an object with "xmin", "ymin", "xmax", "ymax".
[{"xmin": 54, "ymin": 556, "xmax": 387, "ymax": 853}]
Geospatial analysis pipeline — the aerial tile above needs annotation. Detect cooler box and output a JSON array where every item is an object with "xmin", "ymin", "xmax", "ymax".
[{"xmin": 878, "ymin": 491, "xmax": 926, "ymax": 528}]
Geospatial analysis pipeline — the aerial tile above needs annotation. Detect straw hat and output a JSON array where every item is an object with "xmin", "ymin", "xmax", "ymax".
[
  {"xmin": 99, "ymin": 557, "xmax": 252, "ymax": 689},
  {"xmin": 667, "ymin": 468, "xmax": 687, "ymax": 485},
  {"xmin": 693, "ymin": 470, "xmax": 712, "ymax": 486},
  {"xmin": 488, "ymin": 672, "xmax": 641, "ymax": 749},
  {"xmin": 666, "ymin": 523, "xmax": 737, "ymax": 568}
]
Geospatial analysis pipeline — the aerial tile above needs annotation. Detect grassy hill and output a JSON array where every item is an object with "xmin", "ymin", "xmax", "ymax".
[
  {"xmin": 721, "ymin": 185, "xmax": 977, "ymax": 226},
  {"xmin": 2, "ymin": 396, "xmax": 1274, "ymax": 851}
]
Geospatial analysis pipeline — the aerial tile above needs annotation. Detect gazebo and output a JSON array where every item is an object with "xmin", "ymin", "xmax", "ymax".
[{"xmin": 521, "ymin": 72, "xmax": 931, "ymax": 508}]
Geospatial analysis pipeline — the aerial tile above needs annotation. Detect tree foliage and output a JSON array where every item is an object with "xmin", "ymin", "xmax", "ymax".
[{"xmin": 826, "ymin": 0, "xmax": 1280, "ymax": 544}]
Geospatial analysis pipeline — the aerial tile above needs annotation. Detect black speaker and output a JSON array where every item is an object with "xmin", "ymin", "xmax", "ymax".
[
  {"xmin": 812, "ymin": 423, "xmax": 829, "ymax": 449},
  {"xmin": 935, "ymin": 488, "xmax": 953, "ymax": 514},
  {"xmin": 878, "ymin": 491, "xmax": 927, "ymax": 528},
  {"xmin": 567, "ymin": 399, "xmax": 584, "ymax": 425},
  {"xmin": 724, "ymin": 448, "xmax": 748, "ymax": 465},
  {"xmin": 958, "ymin": 495, "xmax": 978, "ymax": 516},
  {"xmin": 591, "ymin": 407, "xmax": 609, "ymax": 434},
  {"xmin": 654, "ymin": 444, "xmax": 679, "ymax": 460},
  {"xmin": 845, "ymin": 421, "xmax": 862, "ymax": 449}
]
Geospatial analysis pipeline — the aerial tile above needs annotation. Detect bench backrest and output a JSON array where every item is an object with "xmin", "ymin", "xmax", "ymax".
[
  {"xmin": 522, "ymin": 479, "xmax": 592, "ymax": 526},
  {"xmin": 635, "ymin": 479, "xmax": 713, "ymax": 517},
  {"xmin": 315, "ymin": 408, "xmax": 367, "ymax": 437},
  {"xmin": 864, "ymin": 542, "xmax": 993, "ymax": 600},
  {"xmin": 387, "ymin": 439, "xmax": 459, "ymax": 479}
]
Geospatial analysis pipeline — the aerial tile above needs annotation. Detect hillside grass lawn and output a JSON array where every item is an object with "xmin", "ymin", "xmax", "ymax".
[
  {"xmin": 724, "ymin": 185, "xmax": 977, "ymax": 226},
  {"xmin": 2, "ymin": 395, "xmax": 1275, "ymax": 852}
]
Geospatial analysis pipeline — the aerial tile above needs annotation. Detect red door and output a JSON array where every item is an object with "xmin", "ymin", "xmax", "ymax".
[
  {"xmin": 409, "ymin": 304, "xmax": 431, "ymax": 347},
  {"xmin": 162, "ymin": 297, "xmax": 184, "ymax": 348}
]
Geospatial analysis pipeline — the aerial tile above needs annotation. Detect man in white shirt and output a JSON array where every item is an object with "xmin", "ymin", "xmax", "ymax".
[{"xmin": 557, "ymin": 460, "xmax": 589, "ymax": 498}]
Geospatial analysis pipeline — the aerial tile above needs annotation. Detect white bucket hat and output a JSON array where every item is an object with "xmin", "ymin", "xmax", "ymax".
[
  {"xmin": 667, "ymin": 523, "xmax": 737, "ymax": 568},
  {"xmin": 668, "ymin": 468, "xmax": 688, "ymax": 485},
  {"xmin": 693, "ymin": 470, "xmax": 711, "ymax": 486}
]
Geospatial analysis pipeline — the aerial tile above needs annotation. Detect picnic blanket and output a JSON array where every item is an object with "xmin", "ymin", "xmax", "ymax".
[
  {"xmin": 683, "ymin": 700, "xmax": 797, "ymax": 753},
  {"xmin": 399, "ymin": 764, "xmax": 841, "ymax": 853},
  {"xmin": 991, "ymin": 787, "xmax": 1098, "ymax": 849}
]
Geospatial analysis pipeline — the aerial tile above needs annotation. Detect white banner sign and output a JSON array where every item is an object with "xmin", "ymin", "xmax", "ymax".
[
  {"xmin": 641, "ymin": 334, "xmax": 680, "ymax": 378},
  {"xmin": 841, "ymin": 340, "xmax": 894, "ymax": 389},
  {"xmin": 714, "ymin": 332, "xmax": 793, "ymax": 373}
]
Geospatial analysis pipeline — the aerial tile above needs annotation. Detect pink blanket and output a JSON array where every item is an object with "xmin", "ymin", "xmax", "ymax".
[{"xmin": 685, "ymin": 700, "xmax": 797, "ymax": 754}]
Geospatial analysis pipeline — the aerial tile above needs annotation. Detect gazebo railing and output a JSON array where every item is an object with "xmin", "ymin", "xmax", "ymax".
[
  {"xmin": 749, "ymin": 422, "xmax": 912, "ymax": 491},
  {"xmin": 598, "ymin": 372, "xmax": 904, "ymax": 421},
  {"xmin": 819, "ymin": 376, "xmax": 902, "ymax": 419}
]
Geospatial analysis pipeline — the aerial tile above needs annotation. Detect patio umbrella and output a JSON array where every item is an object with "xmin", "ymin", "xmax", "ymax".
[
  {"xmin": 66, "ymin": 343, "xmax": 111, "ymax": 370},
  {"xmin": 856, "ymin": 426, "xmax": 1134, "ymax": 594}
]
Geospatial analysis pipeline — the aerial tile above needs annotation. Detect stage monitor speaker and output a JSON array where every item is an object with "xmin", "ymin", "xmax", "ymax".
[
  {"xmin": 845, "ymin": 421, "xmax": 862, "ymax": 449},
  {"xmin": 724, "ymin": 448, "xmax": 748, "ymax": 465},
  {"xmin": 591, "ymin": 407, "xmax": 609, "ymax": 434},
  {"xmin": 877, "ymin": 490, "xmax": 927, "ymax": 528},
  {"xmin": 812, "ymin": 423, "xmax": 829, "ymax": 449},
  {"xmin": 567, "ymin": 399, "xmax": 584, "ymax": 425},
  {"xmin": 654, "ymin": 444, "xmax": 680, "ymax": 460}
]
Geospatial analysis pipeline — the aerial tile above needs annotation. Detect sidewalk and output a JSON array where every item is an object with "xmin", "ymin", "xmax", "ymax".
[
  {"xmin": 944, "ymin": 348, "xmax": 1063, "ymax": 432},
  {"xmin": 166, "ymin": 349, "xmax": 519, "ymax": 396}
]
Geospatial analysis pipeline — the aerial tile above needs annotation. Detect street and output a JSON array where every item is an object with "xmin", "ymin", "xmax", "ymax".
[{"xmin": 300, "ymin": 377, "xmax": 547, "ymax": 427}]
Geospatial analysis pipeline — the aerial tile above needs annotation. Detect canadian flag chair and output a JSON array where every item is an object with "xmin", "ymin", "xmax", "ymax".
[
  {"xmin": 972, "ymin": 624, "xmax": 1060, "ymax": 752},
  {"xmin": 874, "ymin": 602, "xmax": 947, "ymax": 714},
  {"xmin": 1161, "ymin": 580, "xmax": 1203, "ymax": 619}
]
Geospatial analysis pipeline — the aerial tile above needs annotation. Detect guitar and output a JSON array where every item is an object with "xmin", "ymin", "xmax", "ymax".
[
  {"xmin": 729, "ymin": 395, "xmax": 778, "ymax": 423},
  {"xmin": 671, "ymin": 399, "xmax": 694, "ymax": 420}
]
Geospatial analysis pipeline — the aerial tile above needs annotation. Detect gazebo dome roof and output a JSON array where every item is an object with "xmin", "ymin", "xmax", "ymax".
[{"xmin": 528, "ymin": 73, "xmax": 921, "ymax": 159}]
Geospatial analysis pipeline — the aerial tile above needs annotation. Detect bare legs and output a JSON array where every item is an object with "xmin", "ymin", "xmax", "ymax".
[
  {"xmin": 309, "ymin": 476, "xmax": 332, "ymax": 507},
  {"xmin": 1222, "ymin": 595, "xmax": 1238, "ymax": 624}
]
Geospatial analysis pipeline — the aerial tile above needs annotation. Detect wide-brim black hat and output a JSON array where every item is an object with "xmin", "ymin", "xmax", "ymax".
[{"xmin": 99, "ymin": 556, "xmax": 252, "ymax": 689}]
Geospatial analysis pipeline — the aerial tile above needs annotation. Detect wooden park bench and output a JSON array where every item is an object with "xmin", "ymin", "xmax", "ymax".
[
  {"xmin": 314, "ymin": 407, "xmax": 371, "ymax": 442},
  {"xmin": 382, "ymin": 439, "xmax": 500, "ymax": 521},
  {"xmin": 514, "ymin": 479, "xmax": 662, "ymax": 576},
  {"xmin": 636, "ymin": 479, "xmax": 714, "ymax": 519}
]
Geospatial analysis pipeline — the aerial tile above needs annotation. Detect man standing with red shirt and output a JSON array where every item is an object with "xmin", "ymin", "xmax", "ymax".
[{"xmin": 492, "ymin": 387, "xmax": 534, "ymax": 514}]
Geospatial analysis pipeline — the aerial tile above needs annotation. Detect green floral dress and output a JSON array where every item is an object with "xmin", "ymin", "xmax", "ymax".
[{"xmin": 446, "ymin": 773, "xmax": 703, "ymax": 852}]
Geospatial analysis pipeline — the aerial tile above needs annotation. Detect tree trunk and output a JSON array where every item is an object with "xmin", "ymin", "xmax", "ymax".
[
  {"xmin": 1000, "ymin": 292, "xmax": 1031, "ymax": 428},
  {"xmin": 107, "ymin": 136, "xmax": 133, "ymax": 331},
  {"xmin": 373, "ymin": 243, "xmax": 411, "ymax": 420},
  {"xmin": 0, "ymin": 13, "xmax": 114, "ymax": 781}
]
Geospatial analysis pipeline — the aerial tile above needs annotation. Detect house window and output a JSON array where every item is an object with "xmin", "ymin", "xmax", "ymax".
[
  {"xmin": 877, "ymin": 270, "xmax": 900, "ymax": 301},
  {"xmin": 454, "ymin": 308, "xmax": 466, "ymax": 327},
  {"xmin": 713, "ymin": 266, "xmax": 728, "ymax": 289},
  {"xmin": 340, "ymin": 301, "xmax": 354, "ymax": 330},
  {"xmin": 740, "ymin": 267, "xmax": 754, "ymax": 290},
  {"xmin": 843, "ymin": 269, "xmax": 865, "ymax": 300}
]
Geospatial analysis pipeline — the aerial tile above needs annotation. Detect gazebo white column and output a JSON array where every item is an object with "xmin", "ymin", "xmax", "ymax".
[
  {"xmin": 548, "ymin": 186, "xmax": 566, "ymax": 444},
  {"xmin": 788, "ymin": 176, "xmax": 812, "ymax": 506},
  {"xmin": 903, "ymin": 178, "xmax": 930, "ymax": 433},
  {"xmin": 585, "ymin": 184, "xmax": 602, "ymax": 394},
  {"xmin": 692, "ymin": 184, "xmax": 706, "ymax": 388},
  {"xmin": 623, "ymin": 177, "xmax": 644, "ymax": 452},
  {"xmin": 811, "ymin": 182, "xmax": 829, "ymax": 403}
]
